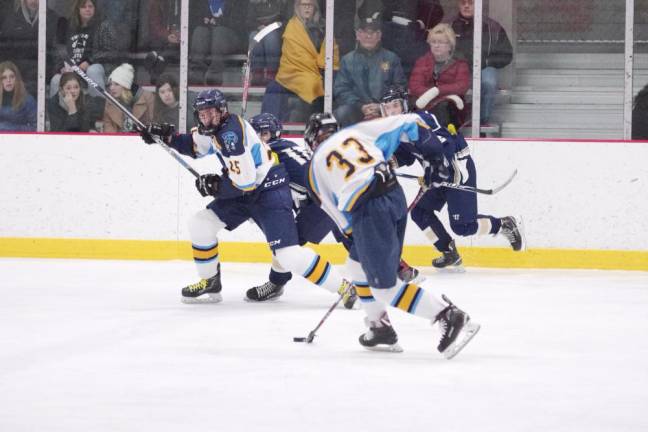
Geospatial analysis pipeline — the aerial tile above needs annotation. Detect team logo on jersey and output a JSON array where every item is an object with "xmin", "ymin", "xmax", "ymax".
[{"xmin": 221, "ymin": 131, "xmax": 238, "ymax": 153}]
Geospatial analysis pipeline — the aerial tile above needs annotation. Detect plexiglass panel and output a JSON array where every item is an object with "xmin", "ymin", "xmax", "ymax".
[{"xmin": 633, "ymin": 0, "xmax": 648, "ymax": 140}]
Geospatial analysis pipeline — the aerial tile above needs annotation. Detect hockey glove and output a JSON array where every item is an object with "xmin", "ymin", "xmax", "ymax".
[
  {"xmin": 421, "ymin": 156, "xmax": 451, "ymax": 188},
  {"xmin": 139, "ymin": 123, "xmax": 175, "ymax": 145},
  {"xmin": 195, "ymin": 174, "xmax": 221, "ymax": 197}
]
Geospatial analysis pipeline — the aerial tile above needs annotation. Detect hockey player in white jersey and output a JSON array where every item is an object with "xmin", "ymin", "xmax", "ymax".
[
  {"xmin": 304, "ymin": 112, "xmax": 480, "ymax": 358},
  {"xmin": 139, "ymin": 89, "xmax": 356, "ymax": 305}
]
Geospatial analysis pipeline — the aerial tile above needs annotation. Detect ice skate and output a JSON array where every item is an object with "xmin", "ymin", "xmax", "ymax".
[
  {"xmin": 500, "ymin": 216, "xmax": 525, "ymax": 251},
  {"xmin": 245, "ymin": 280, "xmax": 285, "ymax": 302},
  {"xmin": 358, "ymin": 313, "xmax": 403, "ymax": 353},
  {"xmin": 338, "ymin": 279, "xmax": 358, "ymax": 309},
  {"xmin": 434, "ymin": 295, "xmax": 480, "ymax": 359},
  {"xmin": 432, "ymin": 240, "xmax": 465, "ymax": 273},
  {"xmin": 181, "ymin": 270, "xmax": 222, "ymax": 304},
  {"xmin": 398, "ymin": 259, "xmax": 426, "ymax": 283}
]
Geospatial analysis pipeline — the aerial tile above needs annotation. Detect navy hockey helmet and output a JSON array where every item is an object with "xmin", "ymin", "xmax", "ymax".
[
  {"xmin": 250, "ymin": 112, "xmax": 282, "ymax": 141},
  {"xmin": 193, "ymin": 89, "xmax": 228, "ymax": 133},
  {"xmin": 380, "ymin": 85, "xmax": 409, "ymax": 116},
  {"xmin": 304, "ymin": 112, "xmax": 339, "ymax": 150}
]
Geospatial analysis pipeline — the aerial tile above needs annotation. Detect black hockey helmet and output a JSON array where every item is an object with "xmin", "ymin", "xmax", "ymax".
[
  {"xmin": 380, "ymin": 85, "xmax": 409, "ymax": 116},
  {"xmin": 250, "ymin": 112, "xmax": 282, "ymax": 141},
  {"xmin": 193, "ymin": 89, "xmax": 228, "ymax": 134},
  {"xmin": 304, "ymin": 113, "xmax": 339, "ymax": 150}
]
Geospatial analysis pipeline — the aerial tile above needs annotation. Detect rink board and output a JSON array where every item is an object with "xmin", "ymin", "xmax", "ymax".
[{"xmin": 0, "ymin": 133, "xmax": 647, "ymax": 270}]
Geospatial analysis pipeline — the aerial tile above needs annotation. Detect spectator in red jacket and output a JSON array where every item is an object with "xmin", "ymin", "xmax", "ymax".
[{"xmin": 408, "ymin": 23, "xmax": 469, "ymax": 127}]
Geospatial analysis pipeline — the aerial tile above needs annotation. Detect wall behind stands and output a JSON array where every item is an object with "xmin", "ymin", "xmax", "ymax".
[{"xmin": 1, "ymin": 133, "xmax": 647, "ymax": 270}]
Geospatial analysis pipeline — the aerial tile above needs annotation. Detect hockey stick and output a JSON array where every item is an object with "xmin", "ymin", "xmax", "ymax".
[
  {"xmin": 293, "ymin": 282, "xmax": 353, "ymax": 344},
  {"xmin": 68, "ymin": 62, "xmax": 201, "ymax": 179},
  {"xmin": 396, "ymin": 169, "xmax": 518, "ymax": 195},
  {"xmin": 241, "ymin": 21, "xmax": 282, "ymax": 118}
]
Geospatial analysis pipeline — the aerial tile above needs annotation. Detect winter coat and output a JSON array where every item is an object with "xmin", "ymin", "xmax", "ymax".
[
  {"xmin": 451, "ymin": 14, "xmax": 513, "ymax": 70},
  {"xmin": 275, "ymin": 16, "xmax": 339, "ymax": 104},
  {"xmin": 632, "ymin": 105, "xmax": 648, "ymax": 140},
  {"xmin": 0, "ymin": 91, "xmax": 36, "ymax": 131},
  {"xmin": 189, "ymin": 0, "xmax": 248, "ymax": 35},
  {"xmin": 408, "ymin": 51, "xmax": 470, "ymax": 103},
  {"xmin": 149, "ymin": 0, "xmax": 180, "ymax": 49},
  {"xmin": 47, "ymin": 93, "xmax": 104, "ymax": 132},
  {"xmin": 102, "ymin": 86, "xmax": 155, "ymax": 133},
  {"xmin": 334, "ymin": 46, "xmax": 406, "ymax": 107}
]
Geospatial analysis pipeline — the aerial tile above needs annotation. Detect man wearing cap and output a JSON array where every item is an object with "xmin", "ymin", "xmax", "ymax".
[{"xmin": 333, "ymin": 15, "xmax": 407, "ymax": 127}]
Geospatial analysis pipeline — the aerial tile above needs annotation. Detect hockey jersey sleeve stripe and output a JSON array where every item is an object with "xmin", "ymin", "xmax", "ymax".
[
  {"xmin": 391, "ymin": 283, "xmax": 423, "ymax": 314},
  {"xmin": 341, "ymin": 177, "xmax": 374, "ymax": 212},
  {"xmin": 251, "ymin": 142, "xmax": 263, "ymax": 167}
]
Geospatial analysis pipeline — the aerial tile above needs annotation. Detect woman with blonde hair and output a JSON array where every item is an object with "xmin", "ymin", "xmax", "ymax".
[
  {"xmin": 408, "ymin": 23, "xmax": 470, "ymax": 126},
  {"xmin": 102, "ymin": 63, "xmax": 155, "ymax": 132},
  {"xmin": 0, "ymin": 61, "xmax": 36, "ymax": 131},
  {"xmin": 265, "ymin": 0, "xmax": 339, "ymax": 122}
]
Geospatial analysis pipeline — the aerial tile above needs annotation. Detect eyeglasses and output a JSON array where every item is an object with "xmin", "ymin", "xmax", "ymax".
[
  {"xmin": 358, "ymin": 29, "xmax": 381, "ymax": 36},
  {"xmin": 299, "ymin": 3, "xmax": 315, "ymax": 8},
  {"xmin": 430, "ymin": 40, "xmax": 450, "ymax": 46}
]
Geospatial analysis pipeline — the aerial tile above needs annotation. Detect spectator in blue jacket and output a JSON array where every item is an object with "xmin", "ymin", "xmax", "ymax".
[
  {"xmin": 333, "ymin": 16, "xmax": 406, "ymax": 127},
  {"xmin": 0, "ymin": 60, "xmax": 36, "ymax": 131}
]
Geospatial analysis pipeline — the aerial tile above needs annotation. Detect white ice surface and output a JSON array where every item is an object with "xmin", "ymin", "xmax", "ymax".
[{"xmin": 1, "ymin": 259, "xmax": 647, "ymax": 432}]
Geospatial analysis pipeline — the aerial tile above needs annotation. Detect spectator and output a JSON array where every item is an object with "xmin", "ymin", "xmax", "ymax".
[
  {"xmin": 265, "ymin": 0, "xmax": 339, "ymax": 122},
  {"xmin": 633, "ymin": 84, "xmax": 648, "ymax": 140},
  {"xmin": 0, "ymin": 60, "xmax": 36, "ymax": 131},
  {"xmin": 153, "ymin": 73, "xmax": 179, "ymax": 126},
  {"xmin": 149, "ymin": 0, "xmax": 180, "ymax": 52},
  {"xmin": 101, "ymin": 63, "xmax": 154, "ymax": 132},
  {"xmin": 246, "ymin": 0, "xmax": 285, "ymax": 85},
  {"xmin": 0, "ymin": 0, "xmax": 65, "ymax": 95},
  {"xmin": 409, "ymin": 23, "xmax": 470, "ymax": 127},
  {"xmin": 47, "ymin": 71, "xmax": 104, "ymax": 132},
  {"xmin": 451, "ymin": 0, "xmax": 512, "ymax": 125},
  {"xmin": 95, "ymin": 0, "xmax": 141, "ymax": 53},
  {"xmin": 380, "ymin": 0, "xmax": 442, "ymax": 77},
  {"xmin": 50, "ymin": 0, "xmax": 117, "ymax": 99},
  {"xmin": 333, "ymin": 16, "xmax": 406, "ymax": 127},
  {"xmin": 188, "ymin": 0, "xmax": 248, "ymax": 85}
]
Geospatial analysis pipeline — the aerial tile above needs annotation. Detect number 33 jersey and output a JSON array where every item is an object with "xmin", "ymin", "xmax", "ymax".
[{"xmin": 308, "ymin": 113, "xmax": 425, "ymax": 234}]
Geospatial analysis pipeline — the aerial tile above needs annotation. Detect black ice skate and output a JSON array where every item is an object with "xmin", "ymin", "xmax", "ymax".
[
  {"xmin": 398, "ymin": 260, "xmax": 425, "ymax": 283},
  {"xmin": 432, "ymin": 240, "xmax": 465, "ymax": 273},
  {"xmin": 181, "ymin": 269, "xmax": 222, "ymax": 304},
  {"xmin": 434, "ymin": 295, "xmax": 480, "ymax": 359},
  {"xmin": 358, "ymin": 313, "xmax": 403, "ymax": 353},
  {"xmin": 500, "ymin": 216, "xmax": 525, "ymax": 251},
  {"xmin": 338, "ymin": 279, "xmax": 358, "ymax": 309},
  {"xmin": 245, "ymin": 280, "xmax": 285, "ymax": 302}
]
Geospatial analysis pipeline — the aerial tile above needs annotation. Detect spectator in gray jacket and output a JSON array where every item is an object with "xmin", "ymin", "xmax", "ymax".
[
  {"xmin": 333, "ymin": 16, "xmax": 406, "ymax": 127},
  {"xmin": 451, "ymin": 0, "xmax": 512, "ymax": 125}
]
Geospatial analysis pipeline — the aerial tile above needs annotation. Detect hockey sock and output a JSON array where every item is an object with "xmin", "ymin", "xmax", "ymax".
[
  {"xmin": 274, "ymin": 245, "xmax": 343, "ymax": 294},
  {"xmin": 477, "ymin": 215, "xmax": 502, "ymax": 235},
  {"xmin": 344, "ymin": 258, "xmax": 388, "ymax": 322},
  {"xmin": 371, "ymin": 282, "xmax": 446, "ymax": 320},
  {"xmin": 188, "ymin": 209, "xmax": 227, "ymax": 279},
  {"xmin": 269, "ymin": 255, "xmax": 292, "ymax": 285}
]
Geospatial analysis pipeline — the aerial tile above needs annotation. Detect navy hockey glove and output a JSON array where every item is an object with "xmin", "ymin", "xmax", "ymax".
[
  {"xmin": 421, "ymin": 156, "xmax": 451, "ymax": 188},
  {"xmin": 139, "ymin": 123, "xmax": 175, "ymax": 145},
  {"xmin": 195, "ymin": 174, "xmax": 221, "ymax": 197}
]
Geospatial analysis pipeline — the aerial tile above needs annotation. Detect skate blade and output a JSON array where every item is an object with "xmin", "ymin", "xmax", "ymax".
[
  {"xmin": 434, "ymin": 265, "xmax": 466, "ymax": 274},
  {"xmin": 516, "ymin": 216, "xmax": 527, "ymax": 252},
  {"xmin": 442, "ymin": 322, "xmax": 480, "ymax": 359},
  {"xmin": 181, "ymin": 293, "xmax": 223, "ymax": 304},
  {"xmin": 363, "ymin": 343, "xmax": 404, "ymax": 353},
  {"xmin": 243, "ymin": 295, "xmax": 283, "ymax": 303},
  {"xmin": 408, "ymin": 273, "xmax": 427, "ymax": 284}
]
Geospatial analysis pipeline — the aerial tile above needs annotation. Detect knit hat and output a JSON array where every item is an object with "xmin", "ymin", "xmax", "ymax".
[{"xmin": 109, "ymin": 63, "xmax": 135, "ymax": 89}]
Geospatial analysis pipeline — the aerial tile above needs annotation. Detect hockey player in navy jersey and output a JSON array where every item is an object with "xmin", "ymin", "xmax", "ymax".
[
  {"xmin": 244, "ymin": 112, "xmax": 355, "ymax": 307},
  {"xmin": 380, "ymin": 85, "xmax": 524, "ymax": 272},
  {"xmin": 138, "ymin": 89, "xmax": 357, "ymax": 305},
  {"xmin": 304, "ymin": 112, "xmax": 480, "ymax": 358}
]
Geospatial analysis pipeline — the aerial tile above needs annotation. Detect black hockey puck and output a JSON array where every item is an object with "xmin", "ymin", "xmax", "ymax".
[{"xmin": 293, "ymin": 337, "xmax": 306, "ymax": 342}]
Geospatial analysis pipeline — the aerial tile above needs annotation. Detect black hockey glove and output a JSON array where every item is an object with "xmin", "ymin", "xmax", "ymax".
[
  {"xmin": 139, "ymin": 123, "xmax": 175, "ymax": 145},
  {"xmin": 195, "ymin": 174, "xmax": 221, "ymax": 197}
]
